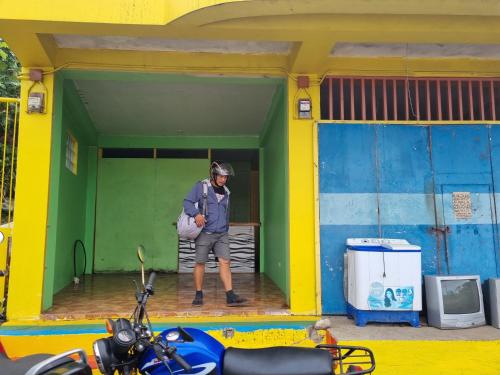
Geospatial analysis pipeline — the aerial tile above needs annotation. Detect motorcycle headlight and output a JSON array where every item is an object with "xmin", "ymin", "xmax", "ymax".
[
  {"xmin": 112, "ymin": 318, "xmax": 136, "ymax": 353},
  {"xmin": 115, "ymin": 328, "xmax": 136, "ymax": 346},
  {"xmin": 93, "ymin": 338, "xmax": 114, "ymax": 375}
]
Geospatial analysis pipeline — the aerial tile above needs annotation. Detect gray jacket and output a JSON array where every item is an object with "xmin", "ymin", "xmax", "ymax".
[{"xmin": 183, "ymin": 180, "xmax": 230, "ymax": 233}]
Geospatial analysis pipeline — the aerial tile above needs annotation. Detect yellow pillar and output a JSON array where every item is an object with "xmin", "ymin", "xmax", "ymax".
[
  {"xmin": 287, "ymin": 75, "xmax": 321, "ymax": 315},
  {"xmin": 7, "ymin": 68, "xmax": 55, "ymax": 320}
]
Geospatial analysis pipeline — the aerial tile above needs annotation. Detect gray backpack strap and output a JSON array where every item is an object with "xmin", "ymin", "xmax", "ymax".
[
  {"xmin": 202, "ymin": 179, "xmax": 209, "ymax": 217},
  {"xmin": 224, "ymin": 185, "xmax": 230, "ymax": 222}
]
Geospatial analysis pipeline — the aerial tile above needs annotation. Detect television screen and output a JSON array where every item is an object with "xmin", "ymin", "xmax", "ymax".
[{"xmin": 441, "ymin": 279, "xmax": 481, "ymax": 314}]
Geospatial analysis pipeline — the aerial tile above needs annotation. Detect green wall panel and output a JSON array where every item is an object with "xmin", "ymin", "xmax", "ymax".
[
  {"xmin": 154, "ymin": 159, "xmax": 209, "ymax": 269},
  {"xmin": 94, "ymin": 158, "xmax": 208, "ymax": 271},
  {"xmin": 261, "ymin": 85, "xmax": 289, "ymax": 299},
  {"xmin": 44, "ymin": 78, "xmax": 98, "ymax": 310},
  {"xmin": 228, "ymin": 161, "xmax": 252, "ymax": 222}
]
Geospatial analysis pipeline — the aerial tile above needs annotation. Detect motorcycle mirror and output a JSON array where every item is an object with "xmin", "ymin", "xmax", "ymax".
[
  {"xmin": 137, "ymin": 245, "xmax": 145, "ymax": 287},
  {"xmin": 137, "ymin": 245, "xmax": 145, "ymax": 263}
]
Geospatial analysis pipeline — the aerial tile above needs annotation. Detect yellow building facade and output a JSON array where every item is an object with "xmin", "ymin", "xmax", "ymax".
[
  {"xmin": 1, "ymin": 0, "xmax": 500, "ymax": 321},
  {"xmin": 2, "ymin": 2, "xmax": 500, "ymax": 374}
]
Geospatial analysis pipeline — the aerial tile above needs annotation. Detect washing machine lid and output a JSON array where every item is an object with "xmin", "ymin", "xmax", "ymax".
[{"xmin": 346, "ymin": 238, "xmax": 421, "ymax": 251}]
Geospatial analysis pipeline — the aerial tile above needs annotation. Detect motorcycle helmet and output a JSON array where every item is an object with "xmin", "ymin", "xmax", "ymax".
[{"xmin": 210, "ymin": 160, "xmax": 234, "ymax": 183}]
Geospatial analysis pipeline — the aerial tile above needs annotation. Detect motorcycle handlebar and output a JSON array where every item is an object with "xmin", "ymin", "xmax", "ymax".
[
  {"xmin": 171, "ymin": 351, "xmax": 192, "ymax": 372},
  {"xmin": 152, "ymin": 339, "xmax": 192, "ymax": 373},
  {"xmin": 145, "ymin": 272, "xmax": 156, "ymax": 293}
]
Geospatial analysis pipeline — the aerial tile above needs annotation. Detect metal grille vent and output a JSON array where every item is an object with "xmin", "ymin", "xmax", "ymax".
[{"xmin": 320, "ymin": 77, "xmax": 500, "ymax": 121}]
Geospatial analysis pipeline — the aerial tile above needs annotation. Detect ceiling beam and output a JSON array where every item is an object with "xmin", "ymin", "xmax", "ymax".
[
  {"xmin": 288, "ymin": 39, "xmax": 333, "ymax": 74},
  {"xmin": 1, "ymin": 31, "xmax": 56, "ymax": 67}
]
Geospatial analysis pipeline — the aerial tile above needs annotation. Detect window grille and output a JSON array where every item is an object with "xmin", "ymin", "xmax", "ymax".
[
  {"xmin": 65, "ymin": 132, "xmax": 78, "ymax": 175},
  {"xmin": 320, "ymin": 77, "xmax": 500, "ymax": 121}
]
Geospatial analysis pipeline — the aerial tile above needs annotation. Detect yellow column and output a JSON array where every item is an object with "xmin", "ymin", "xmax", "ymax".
[
  {"xmin": 7, "ymin": 68, "xmax": 55, "ymax": 320},
  {"xmin": 287, "ymin": 75, "xmax": 321, "ymax": 315}
]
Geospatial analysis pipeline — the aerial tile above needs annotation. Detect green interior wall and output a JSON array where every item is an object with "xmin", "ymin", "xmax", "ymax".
[
  {"xmin": 43, "ymin": 78, "xmax": 97, "ymax": 310},
  {"xmin": 259, "ymin": 84, "xmax": 289, "ymax": 299},
  {"xmin": 94, "ymin": 158, "xmax": 207, "ymax": 271},
  {"xmin": 225, "ymin": 160, "xmax": 252, "ymax": 222}
]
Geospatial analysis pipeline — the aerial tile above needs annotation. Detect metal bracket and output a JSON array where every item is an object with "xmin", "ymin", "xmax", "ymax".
[
  {"xmin": 431, "ymin": 225, "xmax": 451, "ymax": 234},
  {"xmin": 222, "ymin": 327, "xmax": 235, "ymax": 339},
  {"xmin": 430, "ymin": 225, "xmax": 451, "ymax": 274}
]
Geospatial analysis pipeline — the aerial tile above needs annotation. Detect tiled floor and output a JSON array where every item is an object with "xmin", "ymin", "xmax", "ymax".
[{"xmin": 43, "ymin": 273, "xmax": 289, "ymax": 319}]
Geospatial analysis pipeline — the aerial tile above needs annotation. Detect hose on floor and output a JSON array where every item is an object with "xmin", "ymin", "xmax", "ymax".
[{"xmin": 73, "ymin": 239, "xmax": 87, "ymax": 285}]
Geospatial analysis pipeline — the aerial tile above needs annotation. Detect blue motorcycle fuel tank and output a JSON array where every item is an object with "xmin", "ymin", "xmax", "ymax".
[{"xmin": 139, "ymin": 327, "xmax": 225, "ymax": 375}]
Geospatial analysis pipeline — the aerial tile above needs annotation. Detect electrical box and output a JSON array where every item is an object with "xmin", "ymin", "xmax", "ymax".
[
  {"xmin": 298, "ymin": 99, "xmax": 311, "ymax": 119},
  {"xmin": 27, "ymin": 92, "xmax": 45, "ymax": 113}
]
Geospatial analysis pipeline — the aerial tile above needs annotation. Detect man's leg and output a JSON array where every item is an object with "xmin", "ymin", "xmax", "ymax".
[
  {"xmin": 194, "ymin": 263, "xmax": 205, "ymax": 291},
  {"xmin": 214, "ymin": 234, "xmax": 248, "ymax": 306},
  {"xmin": 192, "ymin": 232, "xmax": 212, "ymax": 306},
  {"xmin": 192, "ymin": 263, "xmax": 205, "ymax": 306},
  {"xmin": 218, "ymin": 257, "xmax": 232, "ymax": 291}
]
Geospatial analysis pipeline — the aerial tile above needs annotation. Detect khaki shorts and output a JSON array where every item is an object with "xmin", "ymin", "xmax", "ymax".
[{"xmin": 194, "ymin": 232, "xmax": 230, "ymax": 263}]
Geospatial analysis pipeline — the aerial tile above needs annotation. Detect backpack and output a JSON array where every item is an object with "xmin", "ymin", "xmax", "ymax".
[{"xmin": 177, "ymin": 181, "xmax": 209, "ymax": 240}]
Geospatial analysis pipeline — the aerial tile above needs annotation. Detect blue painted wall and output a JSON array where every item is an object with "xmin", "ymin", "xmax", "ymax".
[
  {"xmin": 318, "ymin": 123, "xmax": 500, "ymax": 314},
  {"xmin": 430, "ymin": 126, "xmax": 498, "ymax": 280}
]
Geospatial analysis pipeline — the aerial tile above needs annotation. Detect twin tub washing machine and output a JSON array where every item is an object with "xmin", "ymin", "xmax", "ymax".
[{"xmin": 344, "ymin": 238, "xmax": 422, "ymax": 327}]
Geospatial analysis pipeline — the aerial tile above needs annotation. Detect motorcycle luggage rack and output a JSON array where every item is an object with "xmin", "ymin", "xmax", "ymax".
[
  {"xmin": 315, "ymin": 344, "xmax": 375, "ymax": 375},
  {"xmin": 25, "ymin": 349, "xmax": 91, "ymax": 375}
]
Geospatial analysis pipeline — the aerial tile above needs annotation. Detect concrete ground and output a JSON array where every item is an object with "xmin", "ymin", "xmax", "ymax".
[
  {"xmin": 328, "ymin": 316, "xmax": 500, "ymax": 341},
  {"xmin": 325, "ymin": 316, "xmax": 500, "ymax": 374}
]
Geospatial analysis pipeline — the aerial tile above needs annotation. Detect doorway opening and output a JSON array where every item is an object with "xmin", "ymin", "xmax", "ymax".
[{"xmin": 42, "ymin": 71, "xmax": 289, "ymax": 318}]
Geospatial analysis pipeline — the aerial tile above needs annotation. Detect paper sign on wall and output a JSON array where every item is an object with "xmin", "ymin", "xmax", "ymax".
[{"xmin": 452, "ymin": 192, "xmax": 472, "ymax": 219}]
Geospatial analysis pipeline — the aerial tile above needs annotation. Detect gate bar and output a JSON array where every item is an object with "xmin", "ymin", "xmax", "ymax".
[
  {"xmin": 350, "ymin": 78, "xmax": 355, "ymax": 120},
  {"xmin": 328, "ymin": 78, "xmax": 333, "ymax": 120},
  {"xmin": 426, "ymin": 80, "xmax": 431, "ymax": 120},
  {"xmin": 371, "ymin": 79, "xmax": 376, "ymax": 120},
  {"xmin": 468, "ymin": 80, "xmax": 474, "ymax": 121},
  {"xmin": 7, "ymin": 104, "xmax": 19, "ymax": 224},
  {"xmin": 491, "ymin": 80, "xmax": 496, "ymax": 121},
  {"xmin": 383, "ymin": 79, "xmax": 388, "ymax": 121},
  {"xmin": 340, "ymin": 78, "xmax": 344, "ymax": 120},
  {"xmin": 447, "ymin": 80, "xmax": 453, "ymax": 121},
  {"xmin": 479, "ymin": 80, "xmax": 485, "ymax": 121},
  {"xmin": 393, "ymin": 79, "xmax": 397, "ymax": 121},
  {"xmin": 437, "ymin": 80, "xmax": 442, "ymax": 121},
  {"xmin": 0, "ymin": 103, "xmax": 10, "ymax": 216}
]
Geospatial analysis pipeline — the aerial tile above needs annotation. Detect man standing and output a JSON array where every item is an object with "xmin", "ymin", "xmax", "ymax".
[{"xmin": 183, "ymin": 161, "xmax": 248, "ymax": 307}]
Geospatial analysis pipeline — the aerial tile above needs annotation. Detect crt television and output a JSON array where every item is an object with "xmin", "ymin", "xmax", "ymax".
[{"xmin": 424, "ymin": 275, "xmax": 485, "ymax": 329}]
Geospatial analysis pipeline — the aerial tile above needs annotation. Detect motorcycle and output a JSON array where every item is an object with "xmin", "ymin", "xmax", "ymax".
[
  {"xmin": 0, "ymin": 339, "xmax": 92, "ymax": 375},
  {"xmin": 92, "ymin": 246, "xmax": 375, "ymax": 375}
]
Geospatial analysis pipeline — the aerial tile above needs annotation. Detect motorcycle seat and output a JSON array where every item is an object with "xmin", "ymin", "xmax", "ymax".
[
  {"xmin": 222, "ymin": 346, "xmax": 333, "ymax": 375},
  {"xmin": 1, "ymin": 354, "xmax": 52, "ymax": 374}
]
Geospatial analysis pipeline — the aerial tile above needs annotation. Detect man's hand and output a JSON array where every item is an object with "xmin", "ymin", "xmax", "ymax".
[{"xmin": 195, "ymin": 214, "xmax": 206, "ymax": 228}]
